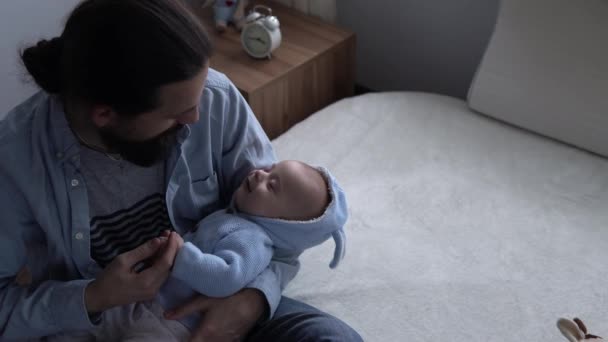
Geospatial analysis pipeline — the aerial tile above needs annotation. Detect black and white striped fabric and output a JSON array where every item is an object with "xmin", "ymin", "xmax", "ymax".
[
  {"xmin": 90, "ymin": 193, "xmax": 172, "ymax": 267},
  {"xmin": 78, "ymin": 147, "xmax": 173, "ymax": 268}
]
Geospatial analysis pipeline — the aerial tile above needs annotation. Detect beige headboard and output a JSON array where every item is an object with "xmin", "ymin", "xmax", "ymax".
[
  {"xmin": 468, "ymin": 0, "xmax": 608, "ymax": 157},
  {"xmin": 271, "ymin": 0, "xmax": 336, "ymax": 22}
]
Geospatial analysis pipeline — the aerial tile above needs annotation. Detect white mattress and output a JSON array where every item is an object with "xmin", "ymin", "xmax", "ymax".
[{"xmin": 272, "ymin": 92, "xmax": 608, "ymax": 341}]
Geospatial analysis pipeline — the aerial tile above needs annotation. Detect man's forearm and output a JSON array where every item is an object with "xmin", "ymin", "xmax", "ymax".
[
  {"xmin": 84, "ymin": 279, "xmax": 109, "ymax": 314},
  {"xmin": 239, "ymin": 288, "xmax": 268, "ymax": 322},
  {"xmin": 0, "ymin": 279, "xmax": 98, "ymax": 339}
]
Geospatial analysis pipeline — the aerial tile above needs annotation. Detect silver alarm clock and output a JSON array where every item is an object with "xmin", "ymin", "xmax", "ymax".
[{"xmin": 241, "ymin": 5, "xmax": 282, "ymax": 59}]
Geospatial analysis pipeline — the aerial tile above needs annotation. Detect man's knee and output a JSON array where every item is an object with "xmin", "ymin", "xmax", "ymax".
[
  {"xmin": 249, "ymin": 310, "xmax": 363, "ymax": 342},
  {"xmin": 296, "ymin": 311, "xmax": 363, "ymax": 342}
]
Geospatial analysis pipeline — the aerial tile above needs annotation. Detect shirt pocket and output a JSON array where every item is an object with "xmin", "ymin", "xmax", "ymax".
[
  {"xmin": 169, "ymin": 169, "xmax": 222, "ymax": 231},
  {"xmin": 188, "ymin": 172, "xmax": 221, "ymax": 218}
]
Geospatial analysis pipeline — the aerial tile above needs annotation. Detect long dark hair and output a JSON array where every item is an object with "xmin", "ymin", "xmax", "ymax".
[{"xmin": 21, "ymin": 0, "xmax": 212, "ymax": 116}]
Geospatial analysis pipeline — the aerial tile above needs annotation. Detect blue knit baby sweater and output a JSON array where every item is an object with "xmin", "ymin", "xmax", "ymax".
[{"xmin": 160, "ymin": 167, "xmax": 348, "ymax": 330}]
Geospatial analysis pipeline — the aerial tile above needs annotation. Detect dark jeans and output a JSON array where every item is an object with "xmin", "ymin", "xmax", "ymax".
[{"xmin": 247, "ymin": 297, "xmax": 363, "ymax": 342}]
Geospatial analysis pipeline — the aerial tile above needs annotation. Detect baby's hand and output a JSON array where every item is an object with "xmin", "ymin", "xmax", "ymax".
[
  {"xmin": 173, "ymin": 232, "xmax": 184, "ymax": 249},
  {"xmin": 160, "ymin": 230, "xmax": 184, "ymax": 249}
]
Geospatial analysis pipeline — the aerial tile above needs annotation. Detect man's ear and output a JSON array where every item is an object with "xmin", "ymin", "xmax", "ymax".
[{"xmin": 90, "ymin": 105, "xmax": 116, "ymax": 128}]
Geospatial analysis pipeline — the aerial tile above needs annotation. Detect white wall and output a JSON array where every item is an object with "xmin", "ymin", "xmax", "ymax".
[
  {"xmin": 272, "ymin": 0, "xmax": 336, "ymax": 23},
  {"xmin": 0, "ymin": 0, "xmax": 81, "ymax": 118}
]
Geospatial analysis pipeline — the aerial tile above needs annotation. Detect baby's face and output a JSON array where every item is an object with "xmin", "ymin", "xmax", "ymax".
[{"xmin": 234, "ymin": 160, "xmax": 329, "ymax": 220}]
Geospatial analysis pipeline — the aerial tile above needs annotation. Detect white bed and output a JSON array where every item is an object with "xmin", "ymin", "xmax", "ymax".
[{"xmin": 274, "ymin": 0, "xmax": 608, "ymax": 340}]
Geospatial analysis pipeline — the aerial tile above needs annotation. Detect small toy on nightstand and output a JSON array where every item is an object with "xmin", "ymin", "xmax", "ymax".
[{"xmin": 196, "ymin": 0, "xmax": 249, "ymax": 33}]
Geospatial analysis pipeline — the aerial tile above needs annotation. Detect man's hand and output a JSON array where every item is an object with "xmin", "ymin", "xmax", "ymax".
[
  {"xmin": 15, "ymin": 266, "xmax": 32, "ymax": 286},
  {"xmin": 84, "ymin": 231, "xmax": 181, "ymax": 313},
  {"xmin": 165, "ymin": 288, "xmax": 267, "ymax": 342}
]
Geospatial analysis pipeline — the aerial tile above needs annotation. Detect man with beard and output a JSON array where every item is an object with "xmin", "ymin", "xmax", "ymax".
[{"xmin": 0, "ymin": 0, "xmax": 362, "ymax": 341}]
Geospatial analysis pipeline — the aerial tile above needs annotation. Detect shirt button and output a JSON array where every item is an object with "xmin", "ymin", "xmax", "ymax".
[
  {"xmin": 56, "ymin": 152, "xmax": 63, "ymax": 159},
  {"xmin": 75, "ymin": 232, "xmax": 84, "ymax": 240},
  {"xmin": 71, "ymin": 179, "xmax": 79, "ymax": 187}
]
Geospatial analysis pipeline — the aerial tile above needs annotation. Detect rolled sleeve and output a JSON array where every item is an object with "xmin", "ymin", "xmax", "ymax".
[{"xmin": 49, "ymin": 279, "xmax": 101, "ymax": 330}]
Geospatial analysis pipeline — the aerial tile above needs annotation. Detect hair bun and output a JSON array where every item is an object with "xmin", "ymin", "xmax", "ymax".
[{"xmin": 21, "ymin": 37, "xmax": 64, "ymax": 94}]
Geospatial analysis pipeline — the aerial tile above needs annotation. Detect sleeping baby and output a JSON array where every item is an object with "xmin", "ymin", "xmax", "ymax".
[{"xmin": 159, "ymin": 160, "xmax": 348, "ymax": 332}]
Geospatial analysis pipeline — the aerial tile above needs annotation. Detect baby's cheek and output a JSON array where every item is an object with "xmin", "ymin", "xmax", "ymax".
[
  {"xmin": 235, "ymin": 193, "xmax": 260, "ymax": 216},
  {"xmin": 262, "ymin": 199, "xmax": 287, "ymax": 218},
  {"xmin": 250, "ymin": 198, "xmax": 267, "ymax": 215},
  {"xmin": 247, "ymin": 194, "xmax": 274, "ymax": 216}
]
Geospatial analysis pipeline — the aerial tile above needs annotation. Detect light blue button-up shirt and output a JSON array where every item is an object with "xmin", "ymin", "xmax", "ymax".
[{"xmin": 0, "ymin": 69, "xmax": 298, "ymax": 340}]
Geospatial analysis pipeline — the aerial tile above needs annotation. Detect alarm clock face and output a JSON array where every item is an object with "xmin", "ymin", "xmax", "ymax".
[{"xmin": 242, "ymin": 24, "xmax": 272, "ymax": 57}]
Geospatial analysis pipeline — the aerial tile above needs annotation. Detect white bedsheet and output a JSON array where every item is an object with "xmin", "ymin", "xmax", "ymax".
[{"xmin": 272, "ymin": 92, "xmax": 608, "ymax": 341}]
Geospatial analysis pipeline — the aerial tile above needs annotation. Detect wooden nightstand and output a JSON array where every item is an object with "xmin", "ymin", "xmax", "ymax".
[{"xmin": 191, "ymin": 0, "xmax": 356, "ymax": 139}]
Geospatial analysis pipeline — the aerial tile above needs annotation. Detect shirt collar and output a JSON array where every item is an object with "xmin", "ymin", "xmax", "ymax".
[
  {"xmin": 176, "ymin": 124, "xmax": 191, "ymax": 144},
  {"xmin": 48, "ymin": 95, "xmax": 81, "ymax": 164}
]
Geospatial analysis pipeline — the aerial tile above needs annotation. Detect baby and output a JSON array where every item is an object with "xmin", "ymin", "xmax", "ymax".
[
  {"xmin": 158, "ymin": 160, "xmax": 348, "ymax": 331},
  {"xmin": 48, "ymin": 160, "xmax": 347, "ymax": 341}
]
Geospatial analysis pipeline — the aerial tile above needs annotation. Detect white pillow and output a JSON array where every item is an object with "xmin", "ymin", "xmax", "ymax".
[{"xmin": 468, "ymin": 0, "xmax": 608, "ymax": 157}]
